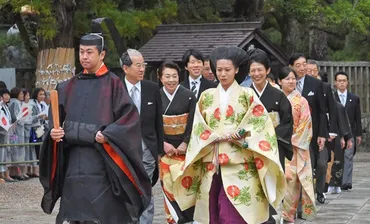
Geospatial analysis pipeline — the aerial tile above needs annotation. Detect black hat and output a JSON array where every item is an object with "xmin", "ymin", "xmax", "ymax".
[
  {"xmin": 80, "ymin": 33, "xmax": 105, "ymax": 51},
  {"xmin": 210, "ymin": 46, "xmax": 249, "ymax": 84}
]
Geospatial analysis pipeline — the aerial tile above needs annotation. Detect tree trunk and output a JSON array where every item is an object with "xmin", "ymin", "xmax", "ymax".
[
  {"xmin": 35, "ymin": 0, "xmax": 76, "ymax": 91},
  {"xmin": 309, "ymin": 27, "xmax": 328, "ymax": 60},
  {"xmin": 281, "ymin": 19, "xmax": 300, "ymax": 57}
]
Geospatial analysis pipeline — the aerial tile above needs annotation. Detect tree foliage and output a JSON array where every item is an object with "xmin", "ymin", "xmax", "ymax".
[
  {"xmin": 0, "ymin": 0, "xmax": 178, "ymax": 67},
  {"xmin": 1, "ymin": 0, "xmax": 370, "ymax": 63}
]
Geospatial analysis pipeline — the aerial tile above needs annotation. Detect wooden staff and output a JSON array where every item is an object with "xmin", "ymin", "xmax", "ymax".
[{"xmin": 50, "ymin": 90, "xmax": 60, "ymax": 142}]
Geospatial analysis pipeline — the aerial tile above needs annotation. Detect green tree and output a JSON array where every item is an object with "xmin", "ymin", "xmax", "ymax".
[{"xmin": 0, "ymin": 0, "xmax": 177, "ymax": 89}]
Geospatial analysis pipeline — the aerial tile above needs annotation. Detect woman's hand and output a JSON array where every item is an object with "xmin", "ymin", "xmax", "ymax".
[
  {"xmin": 95, "ymin": 131, "xmax": 107, "ymax": 144},
  {"xmin": 164, "ymin": 142, "xmax": 176, "ymax": 156},
  {"xmin": 50, "ymin": 127, "xmax": 64, "ymax": 142},
  {"xmin": 176, "ymin": 142, "xmax": 187, "ymax": 155}
]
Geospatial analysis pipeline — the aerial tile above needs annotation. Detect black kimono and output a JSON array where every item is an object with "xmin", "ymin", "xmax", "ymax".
[
  {"xmin": 39, "ymin": 66, "xmax": 152, "ymax": 224},
  {"xmin": 159, "ymin": 85, "xmax": 196, "ymax": 224},
  {"xmin": 251, "ymin": 83, "xmax": 293, "ymax": 170},
  {"xmin": 161, "ymin": 85, "xmax": 197, "ymax": 147}
]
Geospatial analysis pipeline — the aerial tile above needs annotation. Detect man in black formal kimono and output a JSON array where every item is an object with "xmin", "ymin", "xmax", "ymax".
[
  {"xmin": 289, "ymin": 53, "xmax": 328, "ymax": 204},
  {"xmin": 180, "ymin": 49, "xmax": 217, "ymax": 100},
  {"xmin": 121, "ymin": 49, "xmax": 164, "ymax": 224},
  {"xmin": 40, "ymin": 34, "xmax": 152, "ymax": 224},
  {"xmin": 334, "ymin": 71, "xmax": 362, "ymax": 191}
]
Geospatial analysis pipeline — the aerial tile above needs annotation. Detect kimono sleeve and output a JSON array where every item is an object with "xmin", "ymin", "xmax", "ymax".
[
  {"xmin": 183, "ymin": 94, "xmax": 197, "ymax": 144},
  {"xmin": 275, "ymin": 93, "xmax": 293, "ymax": 157},
  {"xmin": 291, "ymin": 97, "xmax": 312, "ymax": 150}
]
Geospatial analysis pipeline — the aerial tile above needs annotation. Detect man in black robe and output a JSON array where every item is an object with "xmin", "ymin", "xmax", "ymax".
[{"xmin": 39, "ymin": 33, "xmax": 152, "ymax": 224}]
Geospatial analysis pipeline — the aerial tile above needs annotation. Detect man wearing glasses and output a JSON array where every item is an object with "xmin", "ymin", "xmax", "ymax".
[
  {"xmin": 121, "ymin": 49, "xmax": 164, "ymax": 224},
  {"xmin": 289, "ymin": 53, "xmax": 328, "ymax": 205}
]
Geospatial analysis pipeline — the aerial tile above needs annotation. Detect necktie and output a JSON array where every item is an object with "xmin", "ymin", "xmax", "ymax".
[
  {"xmin": 130, "ymin": 86, "xmax": 141, "ymax": 113},
  {"xmin": 296, "ymin": 80, "xmax": 302, "ymax": 94},
  {"xmin": 340, "ymin": 94, "xmax": 346, "ymax": 106},
  {"xmin": 191, "ymin": 81, "xmax": 198, "ymax": 97}
]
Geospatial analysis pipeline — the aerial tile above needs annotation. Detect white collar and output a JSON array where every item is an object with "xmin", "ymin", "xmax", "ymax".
[
  {"xmin": 125, "ymin": 77, "xmax": 141, "ymax": 93},
  {"xmin": 337, "ymin": 89, "xmax": 347, "ymax": 97},
  {"xmin": 219, "ymin": 81, "xmax": 235, "ymax": 111},
  {"xmin": 163, "ymin": 85, "xmax": 180, "ymax": 101},
  {"xmin": 189, "ymin": 75, "xmax": 202, "ymax": 83},
  {"xmin": 253, "ymin": 81, "xmax": 269, "ymax": 97}
]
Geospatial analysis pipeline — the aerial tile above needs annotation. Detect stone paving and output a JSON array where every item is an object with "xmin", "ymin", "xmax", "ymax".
[{"xmin": 0, "ymin": 153, "xmax": 370, "ymax": 224}]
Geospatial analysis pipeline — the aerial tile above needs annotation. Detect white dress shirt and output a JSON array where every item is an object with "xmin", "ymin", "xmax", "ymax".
[
  {"xmin": 337, "ymin": 90, "xmax": 347, "ymax": 106},
  {"xmin": 296, "ymin": 76, "xmax": 306, "ymax": 94},
  {"xmin": 124, "ymin": 77, "xmax": 148, "ymax": 150},
  {"xmin": 189, "ymin": 75, "xmax": 202, "ymax": 98}
]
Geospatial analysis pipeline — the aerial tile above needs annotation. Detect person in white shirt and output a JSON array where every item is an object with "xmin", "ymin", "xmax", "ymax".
[{"xmin": 180, "ymin": 49, "xmax": 217, "ymax": 100}]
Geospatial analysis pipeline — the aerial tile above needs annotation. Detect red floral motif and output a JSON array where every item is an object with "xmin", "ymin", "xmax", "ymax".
[
  {"xmin": 181, "ymin": 176, "xmax": 193, "ymax": 189},
  {"xmin": 243, "ymin": 159, "xmax": 249, "ymax": 170},
  {"xmin": 218, "ymin": 153, "xmax": 230, "ymax": 165},
  {"xmin": 304, "ymin": 207, "xmax": 312, "ymax": 215},
  {"xmin": 249, "ymin": 96, "xmax": 254, "ymax": 105},
  {"xmin": 206, "ymin": 163, "xmax": 215, "ymax": 171},
  {"xmin": 227, "ymin": 185, "xmax": 240, "ymax": 198},
  {"xmin": 252, "ymin": 105, "xmax": 264, "ymax": 117},
  {"xmin": 226, "ymin": 105, "xmax": 234, "ymax": 117},
  {"xmin": 258, "ymin": 140, "xmax": 271, "ymax": 151},
  {"xmin": 200, "ymin": 130, "xmax": 211, "ymax": 140},
  {"xmin": 244, "ymin": 163, "xmax": 249, "ymax": 171},
  {"xmin": 2, "ymin": 117, "xmax": 7, "ymax": 126},
  {"xmin": 214, "ymin": 108, "xmax": 221, "ymax": 121},
  {"xmin": 255, "ymin": 158, "xmax": 264, "ymax": 170}
]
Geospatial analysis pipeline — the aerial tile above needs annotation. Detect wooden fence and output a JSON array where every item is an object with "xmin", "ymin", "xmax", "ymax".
[{"xmin": 318, "ymin": 61, "xmax": 370, "ymax": 116}]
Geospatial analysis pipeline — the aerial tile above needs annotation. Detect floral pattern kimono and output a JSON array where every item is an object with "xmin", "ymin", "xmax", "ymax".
[
  {"xmin": 170, "ymin": 81, "xmax": 286, "ymax": 224},
  {"xmin": 282, "ymin": 90, "xmax": 316, "ymax": 222}
]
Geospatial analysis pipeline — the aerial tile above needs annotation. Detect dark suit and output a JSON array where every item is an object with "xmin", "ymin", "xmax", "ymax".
[
  {"xmin": 334, "ymin": 90, "xmax": 362, "ymax": 186},
  {"xmin": 323, "ymin": 83, "xmax": 338, "ymax": 137},
  {"xmin": 334, "ymin": 91, "xmax": 362, "ymax": 139},
  {"xmin": 181, "ymin": 76, "xmax": 217, "ymax": 100},
  {"xmin": 300, "ymin": 75, "xmax": 328, "ymax": 195},
  {"xmin": 123, "ymin": 79, "xmax": 164, "ymax": 223},
  {"xmin": 123, "ymin": 79, "xmax": 164, "ymax": 184}
]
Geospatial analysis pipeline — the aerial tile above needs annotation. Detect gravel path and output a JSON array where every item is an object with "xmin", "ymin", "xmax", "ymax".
[{"xmin": 1, "ymin": 153, "xmax": 370, "ymax": 224}]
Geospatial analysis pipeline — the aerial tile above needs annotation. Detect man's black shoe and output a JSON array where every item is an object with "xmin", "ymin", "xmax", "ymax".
[
  {"xmin": 317, "ymin": 193, "xmax": 325, "ymax": 204},
  {"xmin": 341, "ymin": 184, "xmax": 349, "ymax": 190}
]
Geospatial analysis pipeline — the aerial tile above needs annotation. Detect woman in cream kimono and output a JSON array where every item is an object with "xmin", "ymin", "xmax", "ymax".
[
  {"xmin": 158, "ymin": 61, "xmax": 197, "ymax": 223},
  {"xmin": 170, "ymin": 47, "xmax": 286, "ymax": 224},
  {"xmin": 278, "ymin": 67, "xmax": 316, "ymax": 222}
]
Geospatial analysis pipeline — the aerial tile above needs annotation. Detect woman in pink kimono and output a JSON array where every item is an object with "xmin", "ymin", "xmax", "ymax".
[
  {"xmin": 170, "ymin": 47, "xmax": 286, "ymax": 224},
  {"xmin": 278, "ymin": 67, "xmax": 316, "ymax": 222}
]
